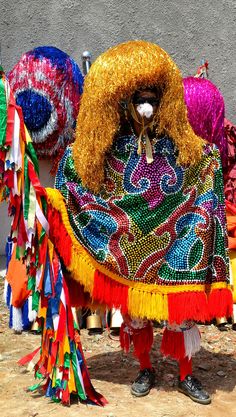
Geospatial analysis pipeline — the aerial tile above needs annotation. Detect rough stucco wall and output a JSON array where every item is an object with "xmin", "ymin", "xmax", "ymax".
[
  {"xmin": 1, "ymin": 0, "xmax": 236, "ymax": 121},
  {"xmin": 0, "ymin": 0, "xmax": 235, "ymax": 254}
]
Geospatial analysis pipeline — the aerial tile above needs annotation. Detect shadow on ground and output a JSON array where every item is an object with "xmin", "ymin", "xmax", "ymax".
[{"xmin": 86, "ymin": 330, "xmax": 236, "ymax": 395}]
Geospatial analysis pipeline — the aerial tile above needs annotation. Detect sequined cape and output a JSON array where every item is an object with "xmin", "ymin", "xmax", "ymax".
[{"xmin": 55, "ymin": 135, "xmax": 229, "ymax": 289}]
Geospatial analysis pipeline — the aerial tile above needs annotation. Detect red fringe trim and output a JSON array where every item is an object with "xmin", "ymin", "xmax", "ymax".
[
  {"xmin": 66, "ymin": 274, "xmax": 91, "ymax": 307},
  {"xmin": 48, "ymin": 210, "xmax": 233, "ymax": 323},
  {"xmin": 161, "ymin": 328, "xmax": 185, "ymax": 360},
  {"xmin": 47, "ymin": 205, "xmax": 72, "ymax": 267},
  {"xmin": 93, "ymin": 270, "xmax": 128, "ymax": 314},
  {"xmin": 168, "ymin": 291, "xmax": 209, "ymax": 324},
  {"xmin": 208, "ymin": 288, "xmax": 233, "ymax": 319},
  {"xmin": 132, "ymin": 323, "xmax": 153, "ymax": 357},
  {"xmin": 120, "ymin": 322, "xmax": 153, "ymax": 356}
]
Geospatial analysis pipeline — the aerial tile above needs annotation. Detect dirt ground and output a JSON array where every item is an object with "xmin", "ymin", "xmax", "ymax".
[{"xmin": 0, "ymin": 278, "xmax": 236, "ymax": 417}]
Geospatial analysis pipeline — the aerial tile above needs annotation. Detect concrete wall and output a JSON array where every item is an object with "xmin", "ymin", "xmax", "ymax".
[
  {"xmin": 1, "ymin": 0, "xmax": 235, "ymax": 121},
  {"xmin": 0, "ymin": 0, "xmax": 236, "ymax": 254}
]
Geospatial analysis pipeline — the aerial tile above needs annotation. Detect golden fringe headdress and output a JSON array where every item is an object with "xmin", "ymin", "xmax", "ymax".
[{"xmin": 73, "ymin": 40, "xmax": 204, "ymax": 193}]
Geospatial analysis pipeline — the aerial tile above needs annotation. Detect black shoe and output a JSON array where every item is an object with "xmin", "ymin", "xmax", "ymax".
[
  {"xmin": 131, "ymin": 368, "xmax": 155, "ymax": 397},
  {"xmin": 178, "ymin": 375, "xmax": 211, "ymax": 405}
]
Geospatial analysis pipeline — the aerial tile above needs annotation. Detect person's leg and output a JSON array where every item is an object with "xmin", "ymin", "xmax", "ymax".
[
  {"xmin": 138, "ymin": 351, "xmax": 153, "ymax": 370},
  {"xmin": 161, "ymin": 321, "xmax": 211, "ymax": 405},
  {"xmin": 120, "ymin": 315, "xmax": 155, "ymax": 397},
  {"xmin": 179, "ymin": 356, "xmax": 192, "ymax": 381}
]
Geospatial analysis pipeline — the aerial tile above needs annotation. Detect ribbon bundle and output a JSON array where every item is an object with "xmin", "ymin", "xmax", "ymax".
[{"xmin": 0, "ymin": 69, "xmax": 106, "ymax": 406}]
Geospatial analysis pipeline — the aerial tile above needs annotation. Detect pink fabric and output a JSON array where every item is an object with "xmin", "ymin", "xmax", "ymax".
[{"xmin": 183, "ymin": 77, "xmax": 227, "ymax": 170}]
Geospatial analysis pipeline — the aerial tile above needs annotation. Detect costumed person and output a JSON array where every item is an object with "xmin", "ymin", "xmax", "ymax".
[
  {"xmin": 183, "ymin": 77, "xmax": 236, "ymax": 330},
  {"xmin": 3, "ymin": 46, "xmax": 83, "ymax": 333},
  {"xmin": 224, "ymin": 120, "xmax": 236, "ymax": 328},
  {"xmin": 8, "ymin": 45, "xmax": 83, "ymax": 169},
  {"xmin": 183, "ymin": 76, "xmax": 227, "ymax": 172},
  {"xmin": 0, "ymin": 67, "xmax": 106, "ymax": 406},
  {"xmin": 52, "ymin": 40, "xmax": 232, "ymax": 405},
  {"xmin": 183, "ymin": 76, "xmax": 229, "ymax": 330},
  {"xmin": 224, "ymin": 119, "xmax": 236, "ymax": 204}
]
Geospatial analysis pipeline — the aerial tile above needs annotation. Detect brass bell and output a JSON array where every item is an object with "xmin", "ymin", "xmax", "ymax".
[
  {"xmin": 86, "ymin": 311, "xmax": 103, "ymax": 334},
  {"xmin": 216, "ymin": 317, "xmax": 228, "ymax": 325}
]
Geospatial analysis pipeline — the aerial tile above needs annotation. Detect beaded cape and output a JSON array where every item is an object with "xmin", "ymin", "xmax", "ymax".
[
  {"xmin": 48, "ymin": 41, "xmax": 232, "ymax": 322},
  {"xmin": 55, "ymin": 134, "xmax": 229, "ymax": 289}
]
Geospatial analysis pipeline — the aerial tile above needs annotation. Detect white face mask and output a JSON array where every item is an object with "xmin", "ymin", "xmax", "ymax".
[{"xmin": 136, "ymin": 102, "xmax": 153, "ymax": 119}]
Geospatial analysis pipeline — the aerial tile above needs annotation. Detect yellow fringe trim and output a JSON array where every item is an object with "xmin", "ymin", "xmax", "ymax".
[
  {"xmin": 128, "ymin": 289, "xmax": 168, "ymax": 321},
  {"xmin": 229, "ymin": 249, "xmax": 236, "ymax": 303},
  {"xmin": 46, "ymin": 187, "xmax": 231, "ymax": 321}
]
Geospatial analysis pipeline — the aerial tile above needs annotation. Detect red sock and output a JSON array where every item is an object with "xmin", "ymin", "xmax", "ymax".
[
  {"xmin": 179, "ymin": 357, "xmax": 192, "ymax": 381},
  {"xmin": 137, "ymin": 351, "xmax": 152, "ymax": 370}
]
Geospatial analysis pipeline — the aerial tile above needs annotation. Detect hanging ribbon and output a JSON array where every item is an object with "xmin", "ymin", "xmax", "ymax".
[{"xmin": 0, "ymin": 77, "xmax": 7, "ymax": 146}]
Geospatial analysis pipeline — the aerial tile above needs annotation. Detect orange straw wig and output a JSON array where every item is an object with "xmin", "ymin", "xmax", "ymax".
[{"xmin": 73, "ymin": 40, "xmax": 204, "ymax": 193}]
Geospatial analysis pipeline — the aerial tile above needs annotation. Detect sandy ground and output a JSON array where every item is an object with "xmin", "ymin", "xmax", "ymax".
[{"xmin": 0, "ymin": 274, "xmax": 236, "ymax": 417}]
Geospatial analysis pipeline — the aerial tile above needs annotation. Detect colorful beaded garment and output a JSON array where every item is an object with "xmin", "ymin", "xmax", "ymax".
[{"xmin": 51, "ymin": 134, "xmax": 232, "ymax": 322}]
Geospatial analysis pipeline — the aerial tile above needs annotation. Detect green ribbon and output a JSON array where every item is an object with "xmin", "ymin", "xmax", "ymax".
[
  {"xmin": 16, "ymin": 246, "xmax": 21, "ymax": 260},
  {"xmin": 32, "ymin": 291, "xmax": 40, "ymax": 311},
  {"xmin": 64, "ymin": 352, "xmax": 70, "ymax": 369},
  {"xmin": 55, "ymin": 377, "xmax": 62, "ymax": 388},
  {"xmin": 73, "ymin": 320, "xmax": 79, "ymax": 331},
  {"xmin": 35, "ymin": 370, "xmax": 43, "ymax": 379},
  {"xmin": 52, "ymin": 398, "xmax": 61, "ymax": 403},
  {"xmin": 0, "ymin": 77, "xmax": 7, "ymax": 147},
  {"xmin": 28, "ymin": 276, "xmax": 36, "ymax": 291},
  {"xmin": 28, "ymin": 374, "xmax": 44, "ymax": 392},
  {"xmin": 24, "ymin": 156, "xmax": 30, "ymax": 220},
  {"xmin": 39, "ymin": 228, "xmax": 46, "ymax": 244},
  {"xmin": 26, "ymin": 142, "xmax": 39, "ymax": 176},
  {"xmin": 28, "ymin": 381, "xmax": 43, "ymax": 392},
  {"xmin": 71, "ymin": 346, "xmax": 86, "ymax": 400},
  {"xmin": 41, "ymin": 196, "xmax": 47, "ymax": 216}
]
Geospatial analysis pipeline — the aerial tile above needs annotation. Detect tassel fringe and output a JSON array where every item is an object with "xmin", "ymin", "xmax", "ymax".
[
  {"xmin": 45, "ymin": 189, "xmax": 233, "ymax": 323},
  {"xmin": 168, "ymin": 291, "xmax": 209, "ymax": 324},
  {"xmin": 208, "ymin": 288, "xmax": 233, "ymax": 319},
  {"xmin": 183, "ymin": 325, "xmax": 201, "ymax": 359},
  {"xmin": 120, "ymin": 321, "xmax": 153, "ymax": 356},
  {"xmin": 161, "ymin": 327, "xmax": 185, "ymax": 360},
  {"xmin": 161, "ymin": 325, "xmax": 201, "ymax": 361}
]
